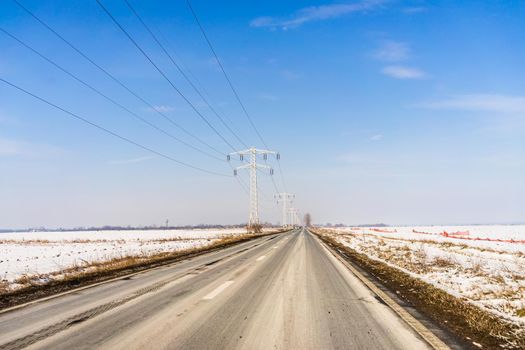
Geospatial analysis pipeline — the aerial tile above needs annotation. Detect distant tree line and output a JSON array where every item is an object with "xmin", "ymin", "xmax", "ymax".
[{"xmin": 0, "ymin": 222, "xmax": 279, "ymax": 233}]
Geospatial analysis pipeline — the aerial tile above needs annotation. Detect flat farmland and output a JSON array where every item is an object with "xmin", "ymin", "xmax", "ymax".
[
  {"xmin": 323, "ymin": 225, "xmax": 525, "ymax": 326},
  {"xmin": 0, "ymin": 228, "xmax": 249, "ymax": 291}
]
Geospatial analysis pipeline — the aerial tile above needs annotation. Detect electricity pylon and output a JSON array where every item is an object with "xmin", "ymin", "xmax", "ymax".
[
  {"xmin": 275, "ymin": 193, "xmax": 294, "ymax": 227},
  {"xmin": 288, "ymin": 208, "xmax": 300, "ymax": 227},
  {"xmin": 295, "ymin": 210, "xmax": 301, "ymax": 227},
  {"xmin": 228, "ymin": 147, "xmax": 279, "ymax": 232}
]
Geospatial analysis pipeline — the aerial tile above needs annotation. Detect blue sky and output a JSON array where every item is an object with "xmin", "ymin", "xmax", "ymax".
[{"xmin": 1, "ymin": 0, "xmax": 524, "ymax": 228}]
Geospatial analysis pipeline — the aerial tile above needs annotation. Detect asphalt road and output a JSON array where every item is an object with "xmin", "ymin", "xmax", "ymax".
[{"xmin": 0, "ymin": 229, "xmax": 433, "ymax": 350}]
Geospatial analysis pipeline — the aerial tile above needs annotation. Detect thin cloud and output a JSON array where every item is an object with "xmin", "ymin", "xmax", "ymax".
[
  {"xmin": 0, "ymin": 113, "xmax": 20, "ymax": 126},
  {"xmin": 281, "ymin": 69, "xmax": 301, "ymax": 80},
  {"xmin": 382, "ymin": 65, "xmax": 426, "ymax": 79},
  {"xmin": 479, "ymin": 153, "xmax": 525, "ymax": 167},
  {"xmin": 415, "ymin": 94, "xmax": 525, "ymax": 113},
  {"xmin": 0, "ymin": 138, "xmax": 65, "ymax": 158},
  {"xmin": 108, "ymin": 156, "xmax": 156, "ymax": 165},
  {"xmin": 370, "ymin": 134, "xmax": 383, "ymax": 141},
  {"xmin": 250, "ymin": 0, "xmax": 387, "ymax": 30},
  {"xmin": 402, "ymin": 6, "xmax": 427, "ymax": 14},
  {"xmin": 0, "ymin": 138, "xmax": 20, "ymax": 156},
  {"xmin": 373, "ymin": 41, "xmax": 410, "ymax": 62},
  {"xmin": 337, "ymin": 153, "xmax": 394, "ymax": 165}
]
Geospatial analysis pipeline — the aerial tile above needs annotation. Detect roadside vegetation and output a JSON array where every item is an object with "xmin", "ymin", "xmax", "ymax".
[
  {"xmin": 312, "ymin": 228, "xmax": 525, "ymax": 350},
  {"xmin": 0, "ymin": 230, "xmax": 281, "ymax": 310}
]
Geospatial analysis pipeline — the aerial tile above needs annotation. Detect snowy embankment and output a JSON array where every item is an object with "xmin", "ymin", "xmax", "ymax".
[
  {"xmin": 0, "ymin": 228, "xmax": 248, "ymax": 291},
  {"xmin": 325, "ymin": 225, "xmax": 525, "ymax": 325}
]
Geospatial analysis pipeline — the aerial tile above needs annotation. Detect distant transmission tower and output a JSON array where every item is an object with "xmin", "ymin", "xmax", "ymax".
[
  {"xmin": 275, "ymin": 193, "xmax": 294, "ymax": 227},
  {"xmin": 228, "ymin": 147, "xmax": 279, "ymax": 232},
  {"xmin": 288, "ymin": 208, "xmax": 300, "ymax": 227}
]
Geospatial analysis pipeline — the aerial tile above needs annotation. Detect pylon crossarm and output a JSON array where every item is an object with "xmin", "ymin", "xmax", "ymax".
[
  {"xmin": 254, "ymin": 149, "xmax": 277, "ymax": 155},
  {"xmin": 235, "ymin": 164, "xmax": 251, "ymax": 170},
  {"xmin": 228, "ymin": 148, "xmax": 277, "ymax": 156},
  {"xmin": 256, "ymin": 164, "xmax": 272, "ymax": 170},
  {"xmin": 228, "ymin": 148, "xmax": 252, "ymax": 156}
]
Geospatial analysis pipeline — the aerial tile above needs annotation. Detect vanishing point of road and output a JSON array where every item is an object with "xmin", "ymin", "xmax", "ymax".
[{"xmin": 0, "ymin": 229, "xmax": 435, "ymax": 350}]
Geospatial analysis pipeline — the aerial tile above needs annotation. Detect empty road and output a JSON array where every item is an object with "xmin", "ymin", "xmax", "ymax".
[{"xmin": 0, "ymin": 229, "xmax": 434, "ymax": 350}]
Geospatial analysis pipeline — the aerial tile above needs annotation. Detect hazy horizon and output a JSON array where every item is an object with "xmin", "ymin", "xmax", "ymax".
[{"xmin": 3, "ymin": 221, "xmax": 525, "ymax": 232}]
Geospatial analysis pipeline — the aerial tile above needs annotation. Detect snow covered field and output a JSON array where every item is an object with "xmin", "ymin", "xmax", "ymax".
[
  {"xmin": 0, "ymin": 228, "xmax": 248, "ymax": 290},
  {"xmin": 324, "ymin": 225, "xmax": 525, "ymax": 325}
]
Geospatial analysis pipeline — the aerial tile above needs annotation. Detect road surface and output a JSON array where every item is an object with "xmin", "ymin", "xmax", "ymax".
[{"xmin": 0, "ymin": 229, "xmax": 434, "ymax": 350}]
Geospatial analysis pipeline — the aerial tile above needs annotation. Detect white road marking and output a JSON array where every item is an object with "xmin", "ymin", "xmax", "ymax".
[
  {"xmin": 202, "ymin": 281, "xmax": 234, "ymax": 300},
  {"xmin": 256, "ymin": 255, "xmax": 266, "ymax": 261}
]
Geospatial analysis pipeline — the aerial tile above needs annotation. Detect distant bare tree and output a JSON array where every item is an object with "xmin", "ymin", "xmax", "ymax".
[
  {"xmin": 304, "ymin": 213, "xmax": 312, "ymax": 227},
  {"xmin": 247, "ymin": 223, "xmax": 262, "ymax": 234}
]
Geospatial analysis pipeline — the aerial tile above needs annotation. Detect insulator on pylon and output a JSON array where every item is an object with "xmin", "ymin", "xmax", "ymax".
[
  {"xmin": 263, "ymin": 154, "xmax": 267, "ymax": 160},
  {"xmin": 234, "ymin": 169, "xmax": 237, "ymax": 176},
  {"xmin": 227, "ymin": 155, "xmax": 230, "ymax": 161},
  {"xmin": 240, "ymin": 154, "xmax": 243, "ymax": 161},
  {"xmin": 276, "ymin": 153, "xmax": 280, "ymax": 160},
  {"xmin": 270, "ymin": 169, "xmax": 274, "ymax": 175}
]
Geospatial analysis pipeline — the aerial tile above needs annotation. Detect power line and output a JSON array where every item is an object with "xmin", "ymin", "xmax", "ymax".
[
  {"xmin": 137, "ymin": 18, "xmax": 256, "ymax": 199},
  {"xmin": 8, "ymin": 0, "xmax": 284, "ymax": 221},
  {"xmin": 169, "ymin": 43, "xmax": 236, "ymax": 127},
  {"xmin": 231, "ymin": 163, "xmax": 249, "ymax": 195},
  {"xmin": 124, "ymin": 0, "xmax": 248, "ymax": 150},
  {"xmin": 146, "ymin": 19, "xmax": 239, "ymax": 131},
  {"xmin": 186, "ymin": 0, "xmax": 292, "ymax": 207},
  {"xmin": 162, "ymin": 34, "xmax": 244, "ymax": 133},
  {"xmin": 275, "ymin": 193, "xmax": 294, "ymax": 227},
  {"xmin": 95, "ymin": 0, "xmax": 238, "ymax": 152},
  {"xmin": 10, "ymin": 0, "xmax": 224, "ymax": 157},
  {"xmin": 262, "ymin": 157, "xmax": 281, "ymax": 194},
  {"xmin": 276, "ymin": 158, "xmax": 288, "ymax": 192},
  {"xmin": 0, "ymin": 27, "xmax": 224, "ymax": 162},
  {"xmin": 0, "ymin": 77, "xmax": 230, "ymax": 177},
  {"xmin": 94, "ymin": 0, "xmax": 256, "ymax": 200},
  {"xmin": 261, "ymin": 140, "xmax": 286, "ymax": 196},
  {"xmin": 185, "ymin": 0, "xmax": 268, "ymax": 149},
  {"xmin": 270, "ymin": 171, "xmax": 281, "ymax": 193}
]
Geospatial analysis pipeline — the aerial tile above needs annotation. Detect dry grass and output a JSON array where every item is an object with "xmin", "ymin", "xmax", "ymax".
[
  {"xmin": 0, "ymin": 237, "xmax": 211, "ymax": 245},
  {"xmin": 12, "ymin": 274, "xmax": 37, "ymax": 286},
  {"xmin": 8, "ymin": 234, "xmax": 258, "ymax": 289},
  {"xmin": 0, "ymin": 239, "xmax": 52, "ymax": 245},
  {"xmin": 312, "ymin": 228, "xmax": 525, "ymax": 350},
  {"xmin": 330, "ymin": 229, "xmax": 525, "ymax": 322},
  {"xmin": 431, "ymin": 256, "xmax": 456, "ymax": 269},
  {"xmin": 0, "ymin": 280, "xmax": 9, "ymax": 294},
  {"xmin": 490, "ymin": 274, "xmax": 506, "ymax": 285},
  {"xmin": 468, "ymin": 260, "xmax": 485, "ymax": 276},
  {"xmin": 0, "ymin": 231, "xmax": 280, "ymax": 309},
  {"xmin": 333, "ymin": 231, "xmax": 524, "ymax": 258}
]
